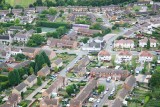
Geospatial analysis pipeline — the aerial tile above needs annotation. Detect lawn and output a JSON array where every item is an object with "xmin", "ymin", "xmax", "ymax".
[
  {"xmin": 133, "ymin": 6, "xmax": 141, "ymax": 11},
  {"xmin": 66, "ymin": 72, "xmax": 76, "ymax": 78},
  {"xmin": 30, "ymin": 100, "xmax": 40, "ymax": 107},
  {"xmin": 24, "ymin": 89, "xmax": 33, "ymax": 98},
  {"xmin": 33, "ymin": 93, "xmax": 42, "ymax": 99},
  {"xmin": 6, "ymin": 0, "xmax": 36, "ymax": 7}
]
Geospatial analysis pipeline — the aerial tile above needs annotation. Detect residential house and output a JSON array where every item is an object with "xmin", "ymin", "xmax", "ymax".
[
  {"xmin": 47, "ymin": 38, "xmax": 78, "ymax": 49},
  {"xmin": 24, "ymin": 8, "xmax": 36, "ymax": 14},
  {"xmin": 21, "ymin": 47, "xmax": 40, "ymax": 59},
  {"xmin": 139, "ymin": 51, "xmax": 153, "ymax": 62},
  {"xmin": 42, "ymin": 76, "xmax": 66, "ymax": 98},
  {"xmin": 1, "ymin": 93, "xmax": 21, "ymax": 107},
  {"xmin": 123, "ymin": 75, "xmax": 136, "ymax": 91},
  {"xmin": 0, "ymin": 62, "xmax": 8, "ymax": 70},
  {"xmin": 39, "ymin": 49, "xmax": 56, "ymax": 60},
  {"xmin": 72, "ymin": 24, "xmax": 90, "ymax": 30},
  {"xmin": 139, "ymin": 37, "xmax": 157, "ymax": 47},
  {"xmin": 109, "ymin": 98, "xmax": 123, "ymax": 107},
  {"xmin": 117, "ymin": 75, "xmax": 136, "ymax": 101},
  {"xmin": 68, "ymin": 6, "xmax": 88, "ymax": 12},
  {"xmin": 98, "ymin": 50, "xmax": 111, "ymax": 61},
  {"xmin": 82, "ymin": 37, "xmax": 105, "ymax": 52},
  {"xmin": 70, "ymin": 79, "xmax": 97, "ymax": 107},
  {"xmin": 40, "ymin": 97, "xmax": 59, "ymax": 107},
  {"xmin": 134, "ymin": 1, "xmax": 150, "ymax": 6},
  {"xmin": 90, "ymin": 68, "xmax": 130, "ymax": 80},
  {"xmin": 37, "ymin": 66, "xmax": 50, "ymax": 77},
  {"xmin": 77, "ymin": 28, "xmax": 101, "ymax": 36},
  {"xmin": 0, "ymin": 10, "xmax": 9, "ymax": 17},
  {"xmin": 36, "ymin": 6, "xmax": 48, "ymax": 13},
  {"xmin": 51, "ymin": 58, "xmax": 63, "ymax": 69},
  {"xmin": 114, "ymin": 39, "xmax": 134, "ymax": 49},
  {"xmin": 13, "ymin": 30, "xmax": 34, "ymax": 43},
  {"xmin": 24, "ymin": 74, "xmax": 37, "ymax": 88},
  {"xmin": 11, "ymin": 9, "xmax": 23, "ymax": 16},
  {"xmin": 0, "ymin": 34, "xmax": 13, "ymax": 45},
  {"xmin": 115, "ymin": 51, "xmax": 132, "ymax": 64},
  {"xmin": 8, "ymin": 26, "xmax": 24, "ymax": 34},
  {"xmin": 12, "ymin": 82, "xmax": 27, "ymax": 94},
  {"xmin": 71, "ymin": 56, "xmax": 90, "ymax": 76},
  {"xmin": 62, "ymin": 31, "xmax": 77, "ymax": 41},
  {"xmin": 10, "ymin": 47, "xmax": 22, "ymax": 55},
  {"xmin": 88, "ymin": 7, "xmax": 101, "ymax": 13},
  {"xmin": 13, "ymin": 60, "xmax": 32, "ymax": 69}
]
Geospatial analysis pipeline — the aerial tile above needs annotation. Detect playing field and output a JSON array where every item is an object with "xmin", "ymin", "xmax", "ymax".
[{"xmin": 5, "ymin": 0, "xmax": 36, "ymax": 7}]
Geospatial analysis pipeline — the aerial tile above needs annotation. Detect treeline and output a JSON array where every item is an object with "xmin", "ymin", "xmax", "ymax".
[
  {"xmin": 31, "ymin": 0, "xmax": 137, "ymax": 7},
  {"xmin": 36, "ymin": 21, "xmax": 71, "ymax": 29}
]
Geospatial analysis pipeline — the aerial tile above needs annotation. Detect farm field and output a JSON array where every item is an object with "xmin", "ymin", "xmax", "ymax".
[{"xmin": 5, "ymin": 0, "xmax": 36, "ymax": 7}]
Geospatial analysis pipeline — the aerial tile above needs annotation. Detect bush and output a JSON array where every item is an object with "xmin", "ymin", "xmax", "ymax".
[{"xmin": 0, "ymin": 75, "xmax": 8, "ymax": 82}]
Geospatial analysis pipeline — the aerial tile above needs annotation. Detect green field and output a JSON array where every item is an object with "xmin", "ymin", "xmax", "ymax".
[{"xmin": 5, "ymin": 0, "xmax": 36, "ymax": 7}]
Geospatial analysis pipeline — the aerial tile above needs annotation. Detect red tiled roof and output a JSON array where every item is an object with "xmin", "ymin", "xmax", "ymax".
[
  {"xmin": 98, "ymin": 50, "xmax": 110, "ymax": 56},
  {"xmin": 139, "ymin": 51, "xmax": 153, "ymax": 57}
]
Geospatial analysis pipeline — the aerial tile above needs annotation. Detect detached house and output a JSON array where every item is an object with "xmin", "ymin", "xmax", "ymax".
[
  {"xmin": 0, "ymin": 34, "xmax": 13, "ymax": 45},
  {"xmin": 39, "ymin": 49, "xmax": 56, "ymax": 60},
  {"xmin": 114, "ymin": 39, "xmax": 134, "ymax": 49},
  {"xmin": 37, "ymin": 66, "xmax": 51, "ymax": 77},
  {"xmin": 115, "ymin": 51, "xmax": 132, "ymax": 64},
  {"xmin": 139, "ymin": 51, "xmax": 153, "ymax": 62},
  {"xmin": 24, "ymin": 74, "xmax": 37, "ymax": 88},
  {"xmin": 77, "ymin": 28, "xmax": 101, "ymax": 36},
  {"xmin": 0, "ymin": 10, "xmax": 9, "ymax": 17},
  {"xmin": 98, "ymin": 50, "xmax": 111, "ymax": 61},
  {"xmin": 139, "ymin": 37, "xmax": 157, "ymax": 47}
]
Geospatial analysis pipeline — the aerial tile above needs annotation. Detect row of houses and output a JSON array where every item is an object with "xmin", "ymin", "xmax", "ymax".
[
  {"xmin": 98, "ymin": 50, "xmax": 154, "ymax": 63},
  {"xmin": 114, "ymin": 38, "xmax": 157, "ymax": 49},
  {"xmin": 70, "ymin": 79, "xmax": 97, "ymax": 107},
  {"xmin": 109, "ymin": 75, "xmax": 136, "ymax": 107}
]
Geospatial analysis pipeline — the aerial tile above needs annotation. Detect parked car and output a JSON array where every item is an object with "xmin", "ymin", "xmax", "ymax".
[{"xmin": 97, "ymin": 99, "xmax": 100, "ymax": 103}]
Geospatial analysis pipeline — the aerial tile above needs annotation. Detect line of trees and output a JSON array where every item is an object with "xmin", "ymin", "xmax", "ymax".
[{"xmin": 31, "ymin": 0, "xmax": 138, "ymax": 7}]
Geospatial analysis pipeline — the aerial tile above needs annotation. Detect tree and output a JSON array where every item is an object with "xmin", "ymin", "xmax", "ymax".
[
  {"xmin": 37, "ymin": 77, "xmax": 42, "ymax": 86},
  {"xmin": 54, "ymin": 67, "xmax": 59, "ymax": 73},
  {"xmin": 14, "ymin": 70, "xmax": 21, "ymax": 84},
  {"xmin": 149, "ymin": 71, "xmax": 160, "ymax": 88},
  {"xmin": 80, "ymin": 37, "xmax": 89, "ymax": 44},
  {"xmin": 15, "ymin": 18, "xmax": 20, "ymax": 25},
  {"xmin": 27, "ymin": 34, "xmax": 45, "ymax": 47},
  {"xmin": 36, "ymin": 27, "xmax": 42, "ymax": 33},
  {"xmin": 41, "ymin": 51, "xmax": 51, "ymax": 67},
  {"xmin": 8, "ymin": 71, "xmax": 17, "ymax": 86},
  {"xmin": 34, "ymin": 63, "xmax": 39, "ymax": 74},
  {"xmin": 147, "ymin": 39, "xmax": 150, "ymax": 49},
  {"xmin": 29, "ymin": 67, "xmax": 34, "ymax": 75},
  {"xmin": 15, "ymin": 54, "xmax": 27, "ymax": 61}
]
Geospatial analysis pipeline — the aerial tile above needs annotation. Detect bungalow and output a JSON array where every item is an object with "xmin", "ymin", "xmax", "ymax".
[
  {"xmin": 90, "ymin": 68, "xmax": 130, "ymax": 80},
  {"xmin": 1, "ymin": 93, "xmax": 21, "ymax": 107},
  {"xmin": 47, "ymin": 38, "xmax": 78, "ymax": 49},
  {"xmin": 51, "ymin": 58, "xmax": 63, "ymax": 69},
  {"xmin": 24, "ymin": 74, "xmax": 37, "ymax": 88},
  {"xmin": 98, "ymin": 50, "xmax": 111, "ymax": 61},
  {"xmin": 40, "ymin": 97, "xmax": 59, "ymax": 107},
  {"xmin": 37, "ymin": 66, "xmax": 50, "ymax": 77},
  {"xmin": 12, "ymin": 82, "xmax": 27, "ymax": 95},
  {"xmin": 115, "ymin": 51, "xmax": 132, "ymax": 64},
  {"xmin": 77, "ymin": 28, "xmax": 101, "ymax": 36},
  {"xmin": 42, "ymin": 76, "xmax": 66, "ymax": 98},
  {"xmin": 21, "ymin": 47, "xmax": 40, "ymax": 59},
  {"xmin": 114, "ymin": 39, "xmax": 134, "ymax": 49},
  {"xmin": 139, "ymin": 37, "xmax": 157, "ymax": 47},
  {"xmin": 139, "ymin": 51, "xmax": 153, "ymax": 62},
  {"xmin": 70, "ymin": 79, "xmax": 97, "ymax": 107}
]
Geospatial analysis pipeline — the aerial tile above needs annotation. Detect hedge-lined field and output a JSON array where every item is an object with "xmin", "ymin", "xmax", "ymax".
[{"xmin": 5, "ymin": 0, "xmax": 36, "ymax": 7}]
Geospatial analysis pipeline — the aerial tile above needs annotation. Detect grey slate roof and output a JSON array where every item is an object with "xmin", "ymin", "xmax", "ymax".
[
  {"xmin": 25, "ymin": 74, "xmax": 37, "ymax": 83},
  {"xmin": 13, "ymin": 60, "xmax": 32, "ymax": 69},
  {"xmin": 54, "ymin": 58, "xmax": 63, "ymax": 65},
  {"xmin": 14, "ymin": 82, "xmax": 27, "ymax": 92},
  {"xmin": 124, "ymin": 75, "xmax": 136, "ymax": 88},
  {"xmin": 110, "ymin": 98, "xmax": 122, "ymax": 107}
]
